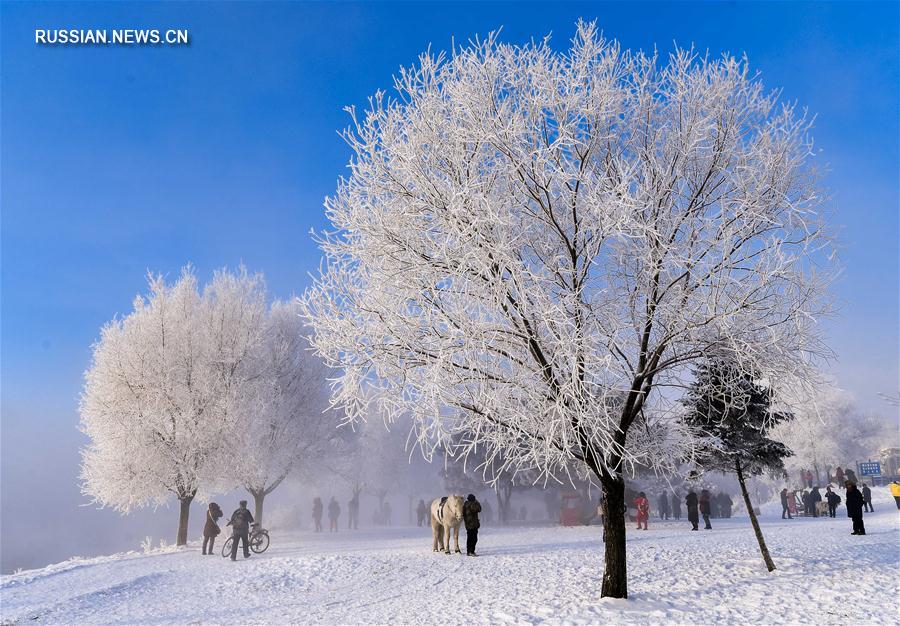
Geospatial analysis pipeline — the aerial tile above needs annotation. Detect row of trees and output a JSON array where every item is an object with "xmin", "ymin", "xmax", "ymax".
[
  {"xmin": 79, "ymin": 267, "xmax": 339, "ymax": 544},
  {"xmin": 300, "ymin": 22, "xmax": 834, "ymax": 599}
]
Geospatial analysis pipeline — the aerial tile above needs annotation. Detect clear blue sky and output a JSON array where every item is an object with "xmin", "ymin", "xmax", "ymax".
[{"xmin": 2, "ymin": 1, "xmax": 898, "ymax": 572}]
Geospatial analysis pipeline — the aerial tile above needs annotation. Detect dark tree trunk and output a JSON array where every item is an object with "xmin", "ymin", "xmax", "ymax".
[
  {"xmin": 600, "ymin": 474, "xmax": 628, "ymax": 598},
  {"xmin": 250, "ymin": 489, "xmax": 265, "ymax": 527},
  {"xmin": 736, "ymin": 458, "xmax": 776, "ymax": 572},
  {"xmin": 176, "ymin": 495, "xmax": 193, "ymax": 546}
]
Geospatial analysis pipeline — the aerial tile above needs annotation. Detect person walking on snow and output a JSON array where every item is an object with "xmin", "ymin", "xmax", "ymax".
[
  {"xmin": 845, "ymin": 481, "xmax": 866, "ymax": 535},
  {"xmin": 227, "ymin": 500, "xmax": 254, "ymax": 561},
  {"xmin": 834, "ymin": 466, "xmax": 845, "ymax": 485},
  {"xmin": 825, "ymin": 486, "xmax": 841, "ymax": 518},
  {"xmin": 780, "ymin": 488, "xmax": 792, "ymax": 519},
  {"xmin": 671, "ymin": 491, "xmax": 682, "ymax": 520},
  {"xmin": 861, "ymin": 484, "xmax": 873, "ymax": 512},
  {"xmin": 658, "ymin": 492, "xmax": 670, "ymax": 520},
  {"xmin": 327, "ymin": 497, "xmax": 341, "ymax": 532},
  {"xmin": 634, "ymin": 492, "xmax": 650, "ymax": 530},
  {"xmin": 416, "ymin": 499, "xmax": 428, "ymax": 527},
  {"xmin": 810, "ymin": 486, "xmax": 822, "ymax": 517},
  {"xmin": 463, "ymin": 494, "xmax": 482, "ymax": 556},
  {"xmin": 312, "ymin": 496, "xmax": 324, "ymax": 532},
  {"xmin": 202, "ymin": 502, "xmax": 223, "ymax": 555},
  {"xmin": 890, "ymin": 481, "xmax": 900, "ymax": 510},
  {"xmin": 699, "ymin": 489, "xmax": 712, "ymax": 529},
  {"xmin": 686, "ymin": 490, "xmax": 699, "ymax": 531},
  {"xmin": 348, "ymin": 492, "xmax": 360, "ymax": 530}
]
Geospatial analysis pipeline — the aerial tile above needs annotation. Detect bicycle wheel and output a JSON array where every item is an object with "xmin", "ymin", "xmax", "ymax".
[
  {"xmin": 250, "ymin": 531, "xmax": 269, "ymax": 554},
  {"xmin": 221, "ymin": 536, "xmax": 234, "ymax": 558}
]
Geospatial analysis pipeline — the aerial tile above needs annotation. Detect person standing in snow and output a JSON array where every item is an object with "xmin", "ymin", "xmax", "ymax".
[
  {"xmin": 805, "ymin": 469, "xmax": 814, "ymax": 489},
  {"xmin": 699, "ymin": 489, "xmax": 712, "ymax": 529},
  {"xmin": 845, "ymin": 468, "xmax": 857, "ymax": 484},
  {"xmin": 312, "ymin": 496, "xmax": 324, "ymax": 532},
  {"xmin": 834, "ymin": 466, "xmax": 845, "ymax": 486},
  {"xmin": 482, "ymin": 500, "xmax": 493, "ymax": 525},
  {"xmin": 810, "ymin": 486, "xmax": 822, "ymax": 517},
  {"xmin": 416, "ymin": 499, "xmax": 429, "ymax": 527},
  {"xmin": 634, "ymin": 492, "xmax": 650, "ymax": 530},
  {"xmin": 463, "ymin": 494, "xmax": 482, "ymax": 556},
  {"xmin": 845, "ymin": 481, "xmax": 866, "ymax": 535},
  {"xmin": 780, "ymin": 488, "xmax": 792, "ymax": 519},
  {"xmin": 861, "ymin": 483, "xmax": 873, "ymax": 512},
  {"xmin": 890, "ymin": 481, "xmax": 900, "ymax": 510},
  {"xmin": 825, "ymin": 486, "xmax": 841, "ymax": 518},
  {"xmin": 227, "ymin": 500, "xmax": 254, "ymax": 561},
  {"xmin": 721, "ymin": 492, "xmax": 733, "ymax": 518},
  {"xmin": 327, "ymin": 496, "xmax": 341, "ymax": 532},
  {"xmin": 658, "ymin": 492, "xmax": 670, "ymax": 520},
  {"xmin": 787, "ymin": 488, "xmax": 798, "ymax": 518},
  {"xmin": 202, "ymin": 502, "xmax": 223, "ymax": 555},
  {"xmin": 686, "ymin": 490, "xmax": 699, "ymax": 531},
  {"xmin": 348, "ymin": 492, "xmax": 360, "ymax": 530},
  {"xmin": 671, "ymin": 491, "xmax": 682, "ymax": 520},
  {"xmin": 801, "ymin": 489, "xmax": 811, "ymax": 516}
]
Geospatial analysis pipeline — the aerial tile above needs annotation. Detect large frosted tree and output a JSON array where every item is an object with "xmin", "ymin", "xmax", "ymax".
[
  {"xmin": 301, "ymin": 23, "xmax": 832, "ymax": 597},
  {"xmin": 225, "ymin": 300, "xmax": 339, "ymax": 525},
  {"xmin": 80, "ymin": 267, "xmax": 266, "ymax": 545}
]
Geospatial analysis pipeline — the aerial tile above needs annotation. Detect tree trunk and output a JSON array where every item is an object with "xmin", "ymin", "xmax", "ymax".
[
  {"xmin": 736, "ymin": 458, "xmax": 776, "ymax": 572},
  {"xmin": 251, "ymin": 489, "xmax": 265, "ymax": 527},
  {"xmin": 600, "ymin": 474, "xmax": 628, "ymax": 599},
  {"xmin": 176, "ymin": 495, "xmax": 193, "ymax": 546}
]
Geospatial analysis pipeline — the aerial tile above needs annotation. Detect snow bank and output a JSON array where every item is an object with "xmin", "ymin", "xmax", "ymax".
[{"xmin": 2, "ymin": 489, "xmax": 898, "ymax": 625}]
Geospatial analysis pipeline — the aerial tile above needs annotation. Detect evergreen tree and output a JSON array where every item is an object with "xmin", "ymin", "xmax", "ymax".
[{"xmin": 683, "ymin": 359, "xmax": 793, "ymax": 572}]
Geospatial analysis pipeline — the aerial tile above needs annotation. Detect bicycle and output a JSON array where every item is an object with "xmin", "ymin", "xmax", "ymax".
[{"xmin": 221, "ymin": 522, "xmax": 270, "ymax": 557}]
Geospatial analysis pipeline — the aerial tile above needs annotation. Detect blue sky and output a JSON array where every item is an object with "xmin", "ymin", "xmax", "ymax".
[{"xmin": 2, "ymin": 1, "xmax": 898, "ymax": 572}]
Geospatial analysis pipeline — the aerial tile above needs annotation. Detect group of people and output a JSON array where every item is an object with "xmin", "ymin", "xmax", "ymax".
[
  {"xmin": 201, "ymin": 500, "xmax": 255, "ymax": 561},
  {"xmin": 780, "ymin": 479, "xmax": 874, "ymax": 536},
  {"xmin": 629, "ymin": 489, "xmax": 717, "ymax": 531},
  {"xmin": 311, "ymin": 496, "xmax": 342, "ymax": 532}
]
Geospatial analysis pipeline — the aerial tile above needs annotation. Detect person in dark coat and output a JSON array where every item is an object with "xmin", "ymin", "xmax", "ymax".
[
  {"xmin": 845, "ymin": 481, "xmax": 865, "ymax": 535},
  {"xmin": 671, "ymin": 491, "xmax": 682, "ymax": 520},
  {"xmin": 861, "ymin": 484, "xmax": 873, "ymax": 512},
  {"xmin": 845, "ymin": 468, "xmax": 857, "ymax": 484},
  {"xmin": 824, "ymin": 486, "xmax": 841, "ymax": 518},
  {"xmin": 720, "ymin": 493, "xmax": 733, "ymax": 518},
  {"xmin": 801, "ymin": 490, "xmax": 811, "ymax": 516},
  {"xmin": 416, "ymin": 499, "xmax": 428, "ymax": 527},
  {"xmin": 482, "ymin": 500, "xmax": 493, "ymax": 524},
  {"xmin": 227, "ymin": 500, "xmax": 254, "ymax": 561},
  {"xmin": 780, "ymin": 488, "xmax": 792, "ymax": 519},
  {"xmin": 312, "ymin": 497, "xmax": 324, "ymax": 532},
  {"xmin": 699, "ymin": 490, "xmax": 712, "ymax": 529},
  {"xmin": 686, "ymin": 490, "xmax": 699, "ymax": 531},
  {"xmin": 658, "ymin": 493, "xmax": 670, "ymax": 520},
  {"xmin": 810, "ymin": 487, "xmax": 822, "ymax": 518},
  {"xmin": 348, "ymin": 492, "xmax": 360, "ymax": 530},
  {"xmin": 462, "ymin": 494, "xmax": 482, "ymax": 556},
  {"xmin": 202, "ymin": 502, "xmax": 223, "ymax": 555},
  {"xmin": 834, "ymin": 466, "xmax": 845, "ymax": 485},
  {"xmin": 327, "ymin": 497, "xmax": 341, "ymax": 532}
]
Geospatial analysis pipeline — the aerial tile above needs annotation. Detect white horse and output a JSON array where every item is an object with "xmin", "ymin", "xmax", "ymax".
[{"xmin": 430, "ymin": 495, "xmax": 464, "ymax": 554}]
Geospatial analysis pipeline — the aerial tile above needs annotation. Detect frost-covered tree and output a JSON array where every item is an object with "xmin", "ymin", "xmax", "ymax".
[
  {"xmin": 682, "ymin": 359, "xmax": 792, "ymax": 572},
  {"xmin": 301, "ymin": 23, "xmax": 832, "ymax": 597},
  {"xmin": 225, "ymin": 300, "xmax": 338, "ymax": 526},
  {"xmin": 774, "ymin": 385, "xmax": 898, "ymax": 483},
  {"xmin": 80, "ymin": 267, "xmax": 266, "ymax": 545}
]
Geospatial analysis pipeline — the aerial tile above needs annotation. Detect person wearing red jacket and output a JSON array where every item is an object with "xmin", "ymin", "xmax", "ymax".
[{"xmin": 634, "ymin": 492, "xmax": 650, "ymax": 530}]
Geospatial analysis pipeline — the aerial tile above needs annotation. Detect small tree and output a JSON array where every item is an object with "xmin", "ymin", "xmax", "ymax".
[
  {"xmin": 682, "ymin": 359, "xmax": 792, "ymax": 572},
  {"xmin": 80, "ymin": 267, "xmax": 266, "ymax": 544},
  {"xmin": 227, "ymin": 300, "xmax": 337, "ymax": 526}
]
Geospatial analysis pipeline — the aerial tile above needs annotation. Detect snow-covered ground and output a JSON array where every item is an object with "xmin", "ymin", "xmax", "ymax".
[{"xmin": 3, "ymin": 490, "xmax": 898, "ymax": 625}]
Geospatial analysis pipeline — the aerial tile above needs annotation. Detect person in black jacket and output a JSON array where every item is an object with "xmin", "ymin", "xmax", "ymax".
[
  {"xmin": 845, "ymin": 482, "xmax": 866, "ymax": 535},
  {"xmin": 780, "ymin": 488, "xmax": 792, "ymax": 519},
  {"xmin": 462, "ymin": 494, "xmax": 482, "ymax": 556},
  {"xmin": 658, "ymin": 492, "xmax": 670, "ymax": 520},
  {"xmin": 671, "ymin": 491, "xmax": 682, "ymax": 520},
  {"xmin": 202, "ymin": 502, "xmax": 223, "ymax": 555},
  {"xmin": 699, "ymin": 489, "xmax": 712, "ymax": 529},
  {"xmin": 861, "ymin": 484, "xmax": 873, "ymax": 512},
  {"xmin": 686, "ymin": 490, "xmax": 699, "ymax": 531},
  {"xmin": 824, "ymin": 486, "xmax": 841, "ymax": 518},
  {"xmin": 810, "ymin": 487, "xmax": 822, "ymax": 518},
  {"xmin": 228, "ymin": 500, "xmax": 254, "ymax": 561}
]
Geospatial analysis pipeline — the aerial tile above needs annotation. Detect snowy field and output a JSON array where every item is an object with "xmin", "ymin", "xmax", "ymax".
[{"xmin": 2, "ymin": 491, "xmax": 898, "ymax": 625}]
